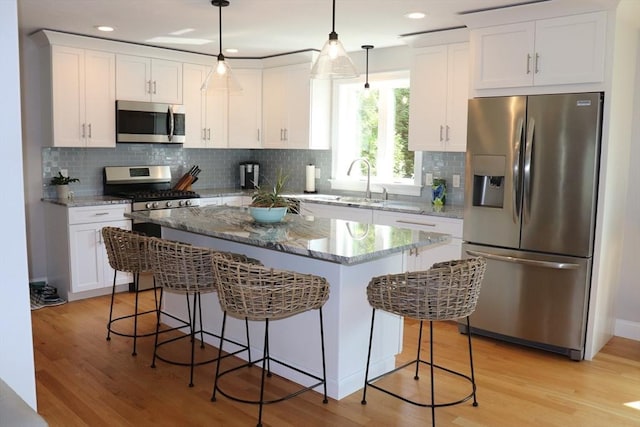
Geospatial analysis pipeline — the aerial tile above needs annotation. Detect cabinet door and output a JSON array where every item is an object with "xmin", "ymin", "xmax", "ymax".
[
  {"xmin": 205, "ymin": 84, "xmax": 228, "ymax": 148},
  {"xmin": 262, "ymin": 67, "xmax": 288, "ymax": 148},
  {"xmin": 182, "ymin": 63, "xmax": 208, "ymax": 148},
  {"xmin": 472, "ymin": 22, "xmax": 535, "ymax": 89},
  {"xmin": 408, "ymin": 45, "xmax": 448, "ymax": 151},
  {"xmin": 51, "ymin": 46, "xmax": 85, "ymax": 147},
  {"xmin": 69, "ymin": 222, "xmax": 103, "ymax": 293},
  {"xmin": 151, "ymin": 58, "xmax": 183, "ymax": 104},
  {"xmin": 229, "ymin": 68, "xmax": 262, "ymax": 148},
  {"xmin": 116, "ymin": 54, "xmax": 151, "ymax": 101},
  {"xmin": 445, "ymin": 43, "xmax": 469, "ymax": 152},
  {"xmin": 533, "ymin": 12, "xmax": 606, "ymax": 86},
  {"xmin": 84, "ymin": 50, "xmax": 116, "ymax": 147},
  {"xmin": 285, "ymin": 63, "xmax": 312, "ymax": 149}
]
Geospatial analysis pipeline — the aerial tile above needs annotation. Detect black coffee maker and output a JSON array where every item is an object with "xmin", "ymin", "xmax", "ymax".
[{"xmin": 240, "ymin": 162, "xmax": 260, "ymax": 189}]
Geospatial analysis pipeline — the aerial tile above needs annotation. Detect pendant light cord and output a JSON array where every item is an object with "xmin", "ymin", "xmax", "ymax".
[
  {"xmin": 218, "ymin": 2, "xmax": 223, "ymax": 56},
  {"xmin": 331, "ymin": 0, "xmax": 336, "ymax": 33}
]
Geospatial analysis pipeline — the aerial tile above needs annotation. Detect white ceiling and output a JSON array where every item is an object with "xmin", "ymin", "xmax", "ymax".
[{"xmin": 18, "ymin": 0, "xmax": 535, "ymax": 58}]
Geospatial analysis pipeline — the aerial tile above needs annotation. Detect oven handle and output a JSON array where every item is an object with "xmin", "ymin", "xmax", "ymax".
[
  {"xmin": 466, "ymin": 250, "xmax": 580, "ymax": 270},
  {"xmin": 167, "ymin": 105, "xmax": 175, "ymax": 142}
]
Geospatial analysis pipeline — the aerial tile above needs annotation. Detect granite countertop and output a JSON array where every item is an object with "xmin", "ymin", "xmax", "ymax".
[
  {"xmin": 126, "ymin": 205, "xmax": 449, "ymax": 265},
  {"xmin": 41, "ymin": 195, "xmax": 131, "ymax": 207},
  {"xmin": 42, "ymin": 189, "xmax": 464, "ymax": 220}
]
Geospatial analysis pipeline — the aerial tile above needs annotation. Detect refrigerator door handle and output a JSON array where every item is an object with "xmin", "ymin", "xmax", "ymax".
[
  {"xmin": 513, "ymin": 117, "xmax": 524, "ymax": 223},
  {"xmin": 466, "ymin": 250, "xmax": 580, "ymax": 270},
  {"xmin": 523, "ymin": 118, "xmax": 535, "ymax": 223}
]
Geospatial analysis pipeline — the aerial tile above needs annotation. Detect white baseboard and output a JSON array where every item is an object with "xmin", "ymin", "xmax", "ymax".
[{"xmin": 614, "ymin": 319, "xmax": 640, "ymax": 341}]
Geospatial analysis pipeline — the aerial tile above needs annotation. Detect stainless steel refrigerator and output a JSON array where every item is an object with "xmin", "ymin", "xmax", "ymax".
[{"xmin": 462, "ymin": 92, "xmax": 603, "ymax": 360}]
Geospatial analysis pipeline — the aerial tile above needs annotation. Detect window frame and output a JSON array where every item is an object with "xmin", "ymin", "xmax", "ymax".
[{"xmin": 329, "ymin": 70, "xmax": 422, "ymax": 197}]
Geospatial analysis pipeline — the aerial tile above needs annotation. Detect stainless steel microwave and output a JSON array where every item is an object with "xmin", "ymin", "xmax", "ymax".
[{"xmin": 116, "ymin": 100, "xmax": 185, "ymax": 144}]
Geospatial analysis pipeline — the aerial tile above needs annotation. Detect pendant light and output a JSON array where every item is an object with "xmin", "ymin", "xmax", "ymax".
[
  {"xmin": 362, "ymin": 45, "xmax": 373, "ymax": 93},
  {"xmin": 201, "ymin": 0, "xmax": 242, "ymax": 93},
  {"xmin": 310, "ymin": 0, "xmax": 359, "ymax": 79}
]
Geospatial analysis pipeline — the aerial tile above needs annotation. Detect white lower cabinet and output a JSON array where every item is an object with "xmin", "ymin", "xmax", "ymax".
[
  {"xmin": 45, "ymin": 203, "xmax": 132, "ymax": 301},
  {"xmin": 372, "ymin": 211, "xmax": 463, "ymax": 271}
]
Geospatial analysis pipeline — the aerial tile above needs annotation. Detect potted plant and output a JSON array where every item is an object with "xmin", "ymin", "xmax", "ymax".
[
  {"xmin": 249, "ymin": 170, "xmax": 291, "ymax": 223},
  {"xmin": 50, "ymin": 171, "xmax": 79, "ymax": 200}
]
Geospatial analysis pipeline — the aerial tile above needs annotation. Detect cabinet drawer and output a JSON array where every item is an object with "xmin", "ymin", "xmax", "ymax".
[
  {"xmin": 373, "ymin": 211, "xmax": 462, "ymax": 238},
  {"xmin": 68, "ymin": 204, "xmax": 131, "ymax": 225}
]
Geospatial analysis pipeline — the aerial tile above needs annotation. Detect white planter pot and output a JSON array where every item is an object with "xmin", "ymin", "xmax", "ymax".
[{"xmin": 56, "ymin": 185, "xmax": 70, "ymax": 200}]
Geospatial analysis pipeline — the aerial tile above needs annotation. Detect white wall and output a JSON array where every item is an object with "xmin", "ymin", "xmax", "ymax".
[{"xmin": 1, "ymin": 0, "xmax": 38, "ymax": 409}]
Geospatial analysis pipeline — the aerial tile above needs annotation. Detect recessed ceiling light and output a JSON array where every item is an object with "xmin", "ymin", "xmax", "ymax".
[
  {"xmin": 405, "ymin": 12, "xmax": 426, "ymax": 19},
  {"xmin": 225, "ymin": 48, "xmax": 238, "ymax": 54},
  {"xmin": 95, "ymin": 25, "xmax": 115, "ymax": 32}
]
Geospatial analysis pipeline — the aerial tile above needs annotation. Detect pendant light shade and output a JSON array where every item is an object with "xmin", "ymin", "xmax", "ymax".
[
  {"xmin": 362, "ymin": 45, "xmax": 373, "ymax": 92},
  {"xmin": 201, "ymin": 0, "xmax": 242, "ymax": 93},
  {"xmin": 310, "ymin": 0, "xmax": 358, "ymax": 79}
]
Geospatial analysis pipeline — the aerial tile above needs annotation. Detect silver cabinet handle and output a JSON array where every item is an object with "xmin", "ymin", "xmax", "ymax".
[
  {"xmin": 202, "ymin": 128, "xmax": 206, "ymax": 140},
  {"xmin": 153, "ymin": 80, "xmax": 157, "ymax": 94},
  {"xmin": 465, "ymin": 250, "xmax": 580, "ymax": 270},
  {"xmin": 81, "ymin": 123, "xmax": 86, "ymax": 138},
  {"xmin": 147, "ymin": 80, "xmax": 152, "ymax": 94},
  {"xmin": 284, "ymin": 128, "xmax": 288, "ymax": 141},
  {"xmin": 445, "ymin": 125, "xmax": 450, "ymax": 142},
  {"xmin": 88, "ymin": 123, "xmax": 92, "ymax": 138},
  {"xmin": 257, "ymin": 129, "xmax": 260, "ymax": 142},
  {"xmin": 534, "ymin": 53, "xmax": 540, "ymax": 74},
  {"xmin": 207, "ymin": 128, "xmax": 211, "ymax": 141},
  {"xmin": 526, "ymin": 54, "xmax": 531, "ymax": 74},
  {"xmin": 396, "ymin": 219, "xmax": 436, "ymax": 228},
  {"xmin": 439, "ymin": 125, "xmax": 444, "ymax": 142}
]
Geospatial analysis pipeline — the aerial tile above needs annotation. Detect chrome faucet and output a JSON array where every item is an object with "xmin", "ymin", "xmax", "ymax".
[{"xmin": 347, "ymin": 158, "xmax": 372, "ymax": 199}]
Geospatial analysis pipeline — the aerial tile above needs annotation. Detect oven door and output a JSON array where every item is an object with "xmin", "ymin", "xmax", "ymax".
[{"xmin": 116, "ymin": 100, "xmax": 185, "ymax": 144}]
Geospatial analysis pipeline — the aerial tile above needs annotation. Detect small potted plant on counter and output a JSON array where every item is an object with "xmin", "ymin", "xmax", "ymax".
[
  {"xmin": 50, "ymin": 171, "xmax": 79, "ymax": 200},
  {"xmin": 249, "ymin": 170, "xmax": 291, "ymax": 223}
]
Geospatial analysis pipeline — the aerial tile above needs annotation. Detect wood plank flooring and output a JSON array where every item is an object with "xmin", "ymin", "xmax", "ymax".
[{"xmin": 31, "ymin": 290, "xmax": 640, "ymax": 426}]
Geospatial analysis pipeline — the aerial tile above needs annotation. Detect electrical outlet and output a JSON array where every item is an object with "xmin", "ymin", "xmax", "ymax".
[
  {"xmin": 453, "ymin": 174, "xmax": 460, "ymax": 188},
  {"xmin": 60, "ymin": 169, "xmax": 68, "ymax": 177},
  {"xmin": 315, "ymin": 167, "xmax": 321, "ymax": 179},
  {"xmin": 425, "ymin": 173, "xmax": 433, "ymax": 186}
]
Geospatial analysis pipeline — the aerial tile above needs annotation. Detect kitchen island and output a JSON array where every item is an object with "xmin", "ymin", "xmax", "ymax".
[{"xmin": 127, "ymin": 205, "xmax": 449, "ymax": 400}]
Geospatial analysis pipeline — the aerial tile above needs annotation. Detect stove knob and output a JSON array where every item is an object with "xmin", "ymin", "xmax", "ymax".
[
  {"xmin": 145, "ymin": 202, "xmax": 153, "ymax": 209},
  {"xmin": 152, "ymin": 202, "xmax": 159, "ymax": 209},
  {"xmin": 185, "ymin": 200, "xmax": 192, "ymax": 206},
  {"xmin": 166, "ymin": 201, "xmax": 173, "ymax": 208},
  {"xmin": 178, "ymin": 200, "xmax": 185, "ymax": 207}
]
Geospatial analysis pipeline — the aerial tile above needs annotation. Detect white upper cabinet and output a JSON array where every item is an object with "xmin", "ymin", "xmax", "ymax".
[
  {"xmin": 228, "ymin": 68, "xmax": 262, "ymax": 149},
  {"xmin": 472, "ymin": 11, "xmax": 606, "ymax": 89},
  {"xmin": 50, "ymin": 46, "xmax": 116, "ymax": 147},
  {"xmin": 408, "ymin": 43, "xmax": 469, "ymax": 152},
  {"xmin": 116, "ymin": 55, "xmax": 183, "ymax": 103},
  {"xmin": 182, "ymin": 63, "xmax": 227, "ymax": 148},
  {"xmin": 262, "ymin": 62, "xmax": 330, "ymax": 149}
]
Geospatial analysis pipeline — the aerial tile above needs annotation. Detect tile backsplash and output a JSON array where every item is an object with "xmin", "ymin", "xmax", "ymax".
[{"xmin": 42, "ymin": 145, "xmax": 465, "ymax": 205}]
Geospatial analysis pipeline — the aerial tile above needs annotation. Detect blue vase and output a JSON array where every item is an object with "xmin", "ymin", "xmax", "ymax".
[{"xmin": 432, "ymin": 179, "xmax": 446, "ymax": 206}]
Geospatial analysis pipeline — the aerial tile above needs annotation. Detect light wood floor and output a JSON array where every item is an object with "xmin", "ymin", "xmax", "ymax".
[{"xmin": 31, "ymin": 290, "xmax": 640, "ymax": 426}]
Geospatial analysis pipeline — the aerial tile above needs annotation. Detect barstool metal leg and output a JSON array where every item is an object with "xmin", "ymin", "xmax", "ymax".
[
  {"xmin": 319, "ymin": 308, "xmax": 328, "ymax": 404},
  {"xmin": 429, "ymin": 321, "xmax": 435, "ymax": 427},
  {"xmin": 188, "ymin": 292, "xmax": 199, "ymax": 387},
  {"xmin": 414, "ymin": 320, "xmax": 424, "ymax": 380},
  {"xmin": 257, "ymin": 319, "xmax": 270, "ymax": 427},
  {"xmin": 132, "ymin": 273, "xmax": 140, "ymax": 356},
  {"xmin": 361, "ymin": 308, "xmax": 376, "ymax": 405},
  {"xmin": 466, "ymin": 316, "xmax": 478, "ymax": 407},
  {"xmin": 245, "ymin": 317, "xmax": 252, "ymax": 365},
  {"xmin": 211, "ymin": 311, "xmax": 227, "ymax": 402},
  {"xmin": 106, "ymin": 271, "xmax": 117, "ymax": 342}
]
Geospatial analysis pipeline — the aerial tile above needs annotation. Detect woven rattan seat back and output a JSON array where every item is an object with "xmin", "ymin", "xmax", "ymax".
[
  {"xmin": 102, "ymin": 226, "xmax": 153, "ymax": 274},
  {"xmin": 366, "ymin": 257, "xmax": 486, "ymax": 321},
  {"xmin": 147, "ymin": 239, "xmax": 260, "ymax": 295},
  {"xmin": 212, "ymin": 254, "xmax": 330, "ymax": 321}
]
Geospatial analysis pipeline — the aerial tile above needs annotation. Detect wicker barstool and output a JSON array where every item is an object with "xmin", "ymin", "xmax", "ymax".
[
  {"xmin": 211, "ymin": 254, "xmax": 330, "ymax": 427},
  {"xmin": 146, "ymin": 238, "xmax": 255, "ymax": 387},
  {"xmin": 361, "ymin": 257, "xmax": 487, "ymax": 427},
  {"xmin": 102, "ymin": 226, "xmax": 160, "ymax": 356}
]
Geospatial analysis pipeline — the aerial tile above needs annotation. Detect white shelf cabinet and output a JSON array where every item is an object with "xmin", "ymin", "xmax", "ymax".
[
  {"xmin": 408, "ymin": 43, "xmax": 469, "ymax": 152},
  {"xmin": 182, "ymin": 63, "xmax": 227, "ymax": 148},
  {"xmin": 262, "ymin": 62, "xmax": 330, "ymax": 149},
  {"xmin": 228, "ymin": 68, "xmax": 263, "ymax": 149},
  {"xmin": 116, "ymin": 54, "xmax": 183, "ymax": 103},
  {"xmin": 50, "ymin": 46, "xmax": 116, "ymax": 147},
  {"xmin": 44, "ymin": 203, "xmax": 132, "ymax": 302},
  {"xmin": 372, "ymin": 210, "xmax": 463, "ymax": 272},
  {"xmin": 472, "ymin": 11, "xmax": 606, "ymax": 89}
]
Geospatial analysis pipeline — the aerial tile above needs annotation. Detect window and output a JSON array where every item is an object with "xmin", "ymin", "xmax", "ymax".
[{"xmin": 331, "ymin": 71, "xmax": 421, "ymax": 196}]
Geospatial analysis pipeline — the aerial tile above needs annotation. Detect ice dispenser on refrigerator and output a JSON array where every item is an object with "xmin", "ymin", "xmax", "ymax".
[{"xmin": 471, "ymin": 155, "xmax": 505, "ymax": 208}]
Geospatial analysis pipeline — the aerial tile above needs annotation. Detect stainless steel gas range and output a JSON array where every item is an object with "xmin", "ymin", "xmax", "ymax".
[{"xmin": 103, "ymin": 165, "xmax": 201, "ymax": 290}]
